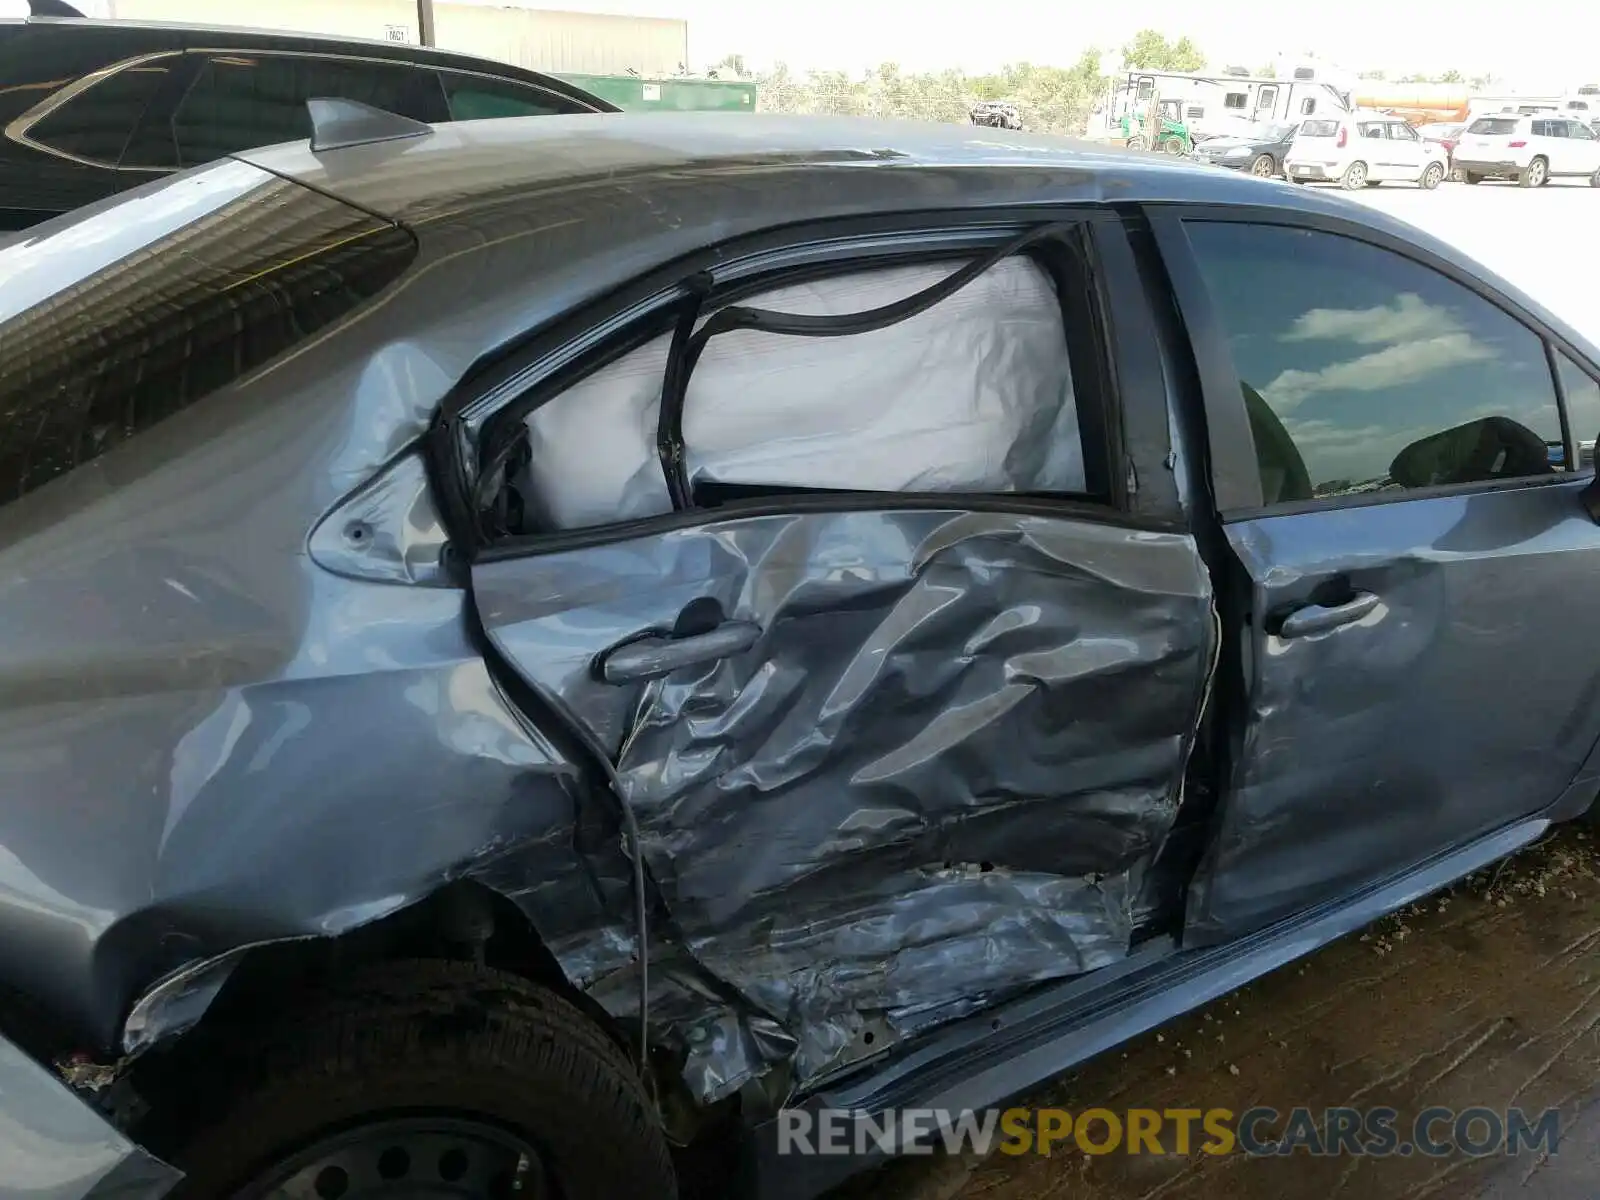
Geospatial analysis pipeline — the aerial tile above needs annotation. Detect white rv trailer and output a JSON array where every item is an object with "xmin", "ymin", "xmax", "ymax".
[{"xmin": 1109, "ymin": 66, "xmax": 1353, "ymax": 139}]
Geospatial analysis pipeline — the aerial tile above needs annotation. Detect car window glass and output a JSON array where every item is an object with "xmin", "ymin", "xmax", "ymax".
[
  {"xmin": 439, "ymin": 71, "xmax": 581, "ymax": 119},
  {"xmin": 1558, "ymin": 353, "xmax": 1600, "ymax": 465},
  {"xmin": 22, "ymin": 59, "xmax": 172, "ymax": 166},
  {"xmin": 1300, "ymin": 97, "xmax": 1316, "ymax": 115},
  {"xmin": 1388, "ymin": 123, "xmax": 1417, "ymax": 141},
  {"xmin": 1358, "ymin": 122, "xmax": 1386, "ymax": 139},
  {"xmin": 1185, "ymin": 222, "xmax": 1565, "ymax": 505},
  {"xmin": 1468, "ymin": 117, "xmax": 1519, "ymax": 135},
  {"xmin": 514, "ymin": 256, "xmax": 1087, "ymax": 531},
  {"xmin": 1571, "ymin": 121, "xmax": 1596, "ymax": 140},
  {"xmin": 167, "ymin": 53, "xmax": 448, "ymax": 168},
  {"xmin": 0, "ymin": 170, "xmax": 415, "ymax": 510}
]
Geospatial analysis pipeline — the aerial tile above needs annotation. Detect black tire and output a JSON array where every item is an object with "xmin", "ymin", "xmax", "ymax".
[
  {"xmin": 1519, "ymin": 157, "xmax": 1547, "ymax": 188},
  {"xmin": 1591, "ymin": 169, "xmax": 1600, "ymax": 189},
  {"xmin": 156, "ymin": 961, "xmax": 676, "ymax": 1200},
  {"xmin": 1340, "ymin": 160, "xmax": 1369, "ymax": 190},
  {"xmin": 1250, "ymin": 153, "xmax": 1275, "ymax": 177},
  {"xmin": 1162, "ymin": 136, "xmax": 1187, "ymax": 155}
]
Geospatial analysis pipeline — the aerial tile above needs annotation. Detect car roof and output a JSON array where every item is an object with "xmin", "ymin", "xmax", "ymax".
[{"xmin": 232, "ymin": 112, "xmax": 1464, "ymax": 247}]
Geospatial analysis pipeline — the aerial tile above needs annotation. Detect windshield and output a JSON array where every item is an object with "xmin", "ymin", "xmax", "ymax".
[
  {"xmin": 1468, "ymin": 117, "xmax": 1520, "ymax": 135},
  {"xmin": 1299, "ymin": 119, "xmax": 1340, "ymax": 137},
  {"xmin": 1259, "ymin": 121, "xmax": 1297, "ymax": 140}
]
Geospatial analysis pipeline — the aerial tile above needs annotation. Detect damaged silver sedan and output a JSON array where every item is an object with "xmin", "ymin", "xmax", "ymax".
[{"xmin": 5, "ymin": 105, "xmax": 1600, "ymax": 1200}]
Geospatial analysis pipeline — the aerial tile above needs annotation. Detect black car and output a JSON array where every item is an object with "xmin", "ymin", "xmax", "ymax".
[
  {"xmin": 0, "ymin": 1, "xmax": 615, "ymax": 230},
  {"xmin": 1192, "ymin": 119, "xmax": 1300, "ymax": 177}
]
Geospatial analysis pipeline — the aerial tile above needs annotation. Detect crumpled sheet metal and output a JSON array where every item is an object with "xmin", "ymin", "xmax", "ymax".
[
  {"xmin": 0, "ymin": 1031, "xmax": 179, "ymax": 1200},
  {"xmin": 475, "ymin": 507, "xmax": 1213, "ymax": 1100},
  {"xmin": 518, "ymin": 256, "xmax": 1084, "ymax": 531}
]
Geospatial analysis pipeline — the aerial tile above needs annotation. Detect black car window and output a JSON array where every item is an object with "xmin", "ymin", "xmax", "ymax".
[
  {"xmin": 0, "ymin": 171, "xmax": 416, "ymax": 510},
  {"xmin": 1185, "ymin": 222, "xmax": 1565, "ymax": 505},
  {"xmin": 21, "ymin": 59, "xmax": 173, "ymax": 167},
  {"xmin": 165, "ymin": 53, "xmax": 449, "ymax": 168},
  {"xmin": 438, "ymin": 71, "xmax": 587, "ymax": 119}
]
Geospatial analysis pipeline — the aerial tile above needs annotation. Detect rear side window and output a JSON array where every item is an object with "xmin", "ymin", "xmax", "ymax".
[
  {"xmin": 439, "ymin": 71, "xmax": 584, "ymax": 119},
  {"xmin": 1299, "ymin": 119, "xmax": 1339, "ymax": 137},
  {"xmin": 0, "ymin": 168, "xmax": 416, "ymax": 510},
  {"xmin": 20, "ymin": 59, "xmax": 174, "ymax": 167},
  {"xmin": 164, "ymin": 53, "xmax": 449, "ymax": 168},
  {"xmin": 1468, "ymin": 117, "xmax": 1519, "ymax": 135},
  {"xmin": 505, "ymin": 249, "xmax": 1096, "ymax": 533},
  {"xmin": 1185, "ymin": 222, "xmax": 1565, "ymax": 506}
]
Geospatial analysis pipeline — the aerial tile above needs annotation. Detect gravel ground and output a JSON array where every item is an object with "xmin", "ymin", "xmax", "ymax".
[{"xmin": 822, "ymin": 176, "xmax": 1600, "ymax": 1200}]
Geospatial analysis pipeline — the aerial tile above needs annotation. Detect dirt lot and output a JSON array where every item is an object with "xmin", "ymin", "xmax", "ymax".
[{"xmin": 826, "ymin": 178, "xmax": 1600, "ymax": 1200}]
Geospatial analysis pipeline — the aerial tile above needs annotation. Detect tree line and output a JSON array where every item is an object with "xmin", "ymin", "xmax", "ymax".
[{"xmin": 732, "ymin": 31, "xmax": 1499, "ymax": 135}]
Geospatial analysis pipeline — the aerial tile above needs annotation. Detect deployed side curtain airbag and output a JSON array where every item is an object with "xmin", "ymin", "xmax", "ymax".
[{"xmin": 518, "ymin": 257, "xmax": 1083, "ymax": 531}]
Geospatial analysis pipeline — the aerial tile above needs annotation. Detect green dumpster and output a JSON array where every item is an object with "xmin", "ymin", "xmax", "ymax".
[{"xmin": 554, "ymin": 73, "xmax": 757, "ymax": 113}]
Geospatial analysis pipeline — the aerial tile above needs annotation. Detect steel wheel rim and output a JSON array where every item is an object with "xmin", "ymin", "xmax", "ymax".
[
  {"xmin": 234, "ymin": 1117, "xmax": 550, "ymax": 1200},
  {"xmin": 1531, "ymin": 161, "xmax": 1546, "ymax": 184},
  {"xmin": 1349, "ymin": 164, "xmax": 1366, "ymax": 186},
  {"xmin": 1425, "ymin": 165, "xmax": 1442, "ymax": 187},
  {"xmin": 1252, "ymin": 156, "xmax": 1273, "ymax": 176}
]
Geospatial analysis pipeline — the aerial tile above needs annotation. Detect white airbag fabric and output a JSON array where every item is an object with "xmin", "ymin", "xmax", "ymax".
[{"xmin": 520, "ymin": 257, "xmax": 1083, "ymax": 531}]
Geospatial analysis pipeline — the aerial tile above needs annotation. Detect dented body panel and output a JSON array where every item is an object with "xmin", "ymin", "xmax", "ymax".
[{"xmin": 474, "ymin": 509, "xmax": 1214, "ymax": 1095}]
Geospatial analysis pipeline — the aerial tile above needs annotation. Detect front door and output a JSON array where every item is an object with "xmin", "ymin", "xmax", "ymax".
[
  {"xmin": 466, "ymin": 220, "xmax": 1217, "ymax": 1086},
  {"xmin": 1355, "ymin": 118, "xmax": 1395, "ymax": 178},
  {"xmin": 1385, "ymin": 120, "xmax": 1425, "ymax": 180},
  {"xmin": 1564, "ymin": 119, "xmax": 1600, "ymax": 175},
  {"xmin": 1161, "ymin": 214, "xmax": 1600, "ymax": 941}
]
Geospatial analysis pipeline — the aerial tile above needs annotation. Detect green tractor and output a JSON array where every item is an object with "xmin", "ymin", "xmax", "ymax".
[{"xmin": 1120, "ymin": 96, "xmax": 1193, "ymax": 156}]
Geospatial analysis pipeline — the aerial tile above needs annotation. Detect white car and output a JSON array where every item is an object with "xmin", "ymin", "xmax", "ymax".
[
  {"xmin": 1284, "ymin": 112, "xmax": 1449, "ymax": 191},
  {"xmin": 1453, "ymin": 114, "xmax": 1600, "ymax": 187}
]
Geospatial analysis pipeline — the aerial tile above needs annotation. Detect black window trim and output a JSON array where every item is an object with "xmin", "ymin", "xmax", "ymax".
[
  {"xmin": 430, "ymin": 206, "xmax": 1179, "ymax": 564},
  {"xmin": 1146, "ymin": 201, "xmax": 1595, "ymax": 522},
  {"xmin": 7, "ymin": 44, "xmax": 602, "ymax": 172},
  {"xmin": 4, "ymin": 50, "xmax": 183, "ymax": 172}
]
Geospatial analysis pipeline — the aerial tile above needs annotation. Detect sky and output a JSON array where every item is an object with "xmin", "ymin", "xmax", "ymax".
[{"xmin": 5, "ymin": 0, "xmax": 1596, "ymax": 89}]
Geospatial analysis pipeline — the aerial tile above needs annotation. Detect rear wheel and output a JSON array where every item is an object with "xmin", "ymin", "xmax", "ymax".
[
  {"xmin": 1161, "ymin": 135, "xmax": 1187, "ymax": 155},
  {"xmin": 1421, "ymin": 162, "xmax": 1445, "ymax": 190},
  {"xmin": 154, "ymin": 961, "xmax": 676, "ymax": 1200},
  {"xmin": 1250, "ymin": 153, "xmax": 1275, "ymax": 177},
  {"xmin": 1591, "ymin": 169, "xmax": 1600, "ymax": 188},
  {"xmin": 1340, "ymin": 160, "xmax": 1369, "ymax": 190},
  {"xmin": 1520, "ymin": 157, "xmax": 1548, "ymax": 188}
]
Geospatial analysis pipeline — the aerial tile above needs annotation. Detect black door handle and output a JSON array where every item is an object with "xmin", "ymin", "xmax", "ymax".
[
  {"xmin": 599, "ymin": 621, "xmax": 762, "ymax": 685},
  {"xmin": 1278, "ymin": 591, "xmax": 1380, "ymax": 639}
]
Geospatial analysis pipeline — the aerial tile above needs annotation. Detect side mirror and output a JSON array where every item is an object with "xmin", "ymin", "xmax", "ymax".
[{"xmin": 1389, "ymin": 416, "xmax": 1552, "ymax": 489}]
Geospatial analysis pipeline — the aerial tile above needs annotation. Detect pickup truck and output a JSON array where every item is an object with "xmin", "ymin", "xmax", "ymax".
[{"xmin": 5, "ymin": 106, "xmax": 1600, "ymax": 1200}]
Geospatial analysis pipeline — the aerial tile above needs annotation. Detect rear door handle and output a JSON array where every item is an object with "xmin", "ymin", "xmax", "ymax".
[
  {"xmin": 599, "ymin": 621, "xmax": 762, "ymax": 685},
  {"xmin": 1278, "ymin": 592, "xmax": 1380, "ymax": 639}
]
